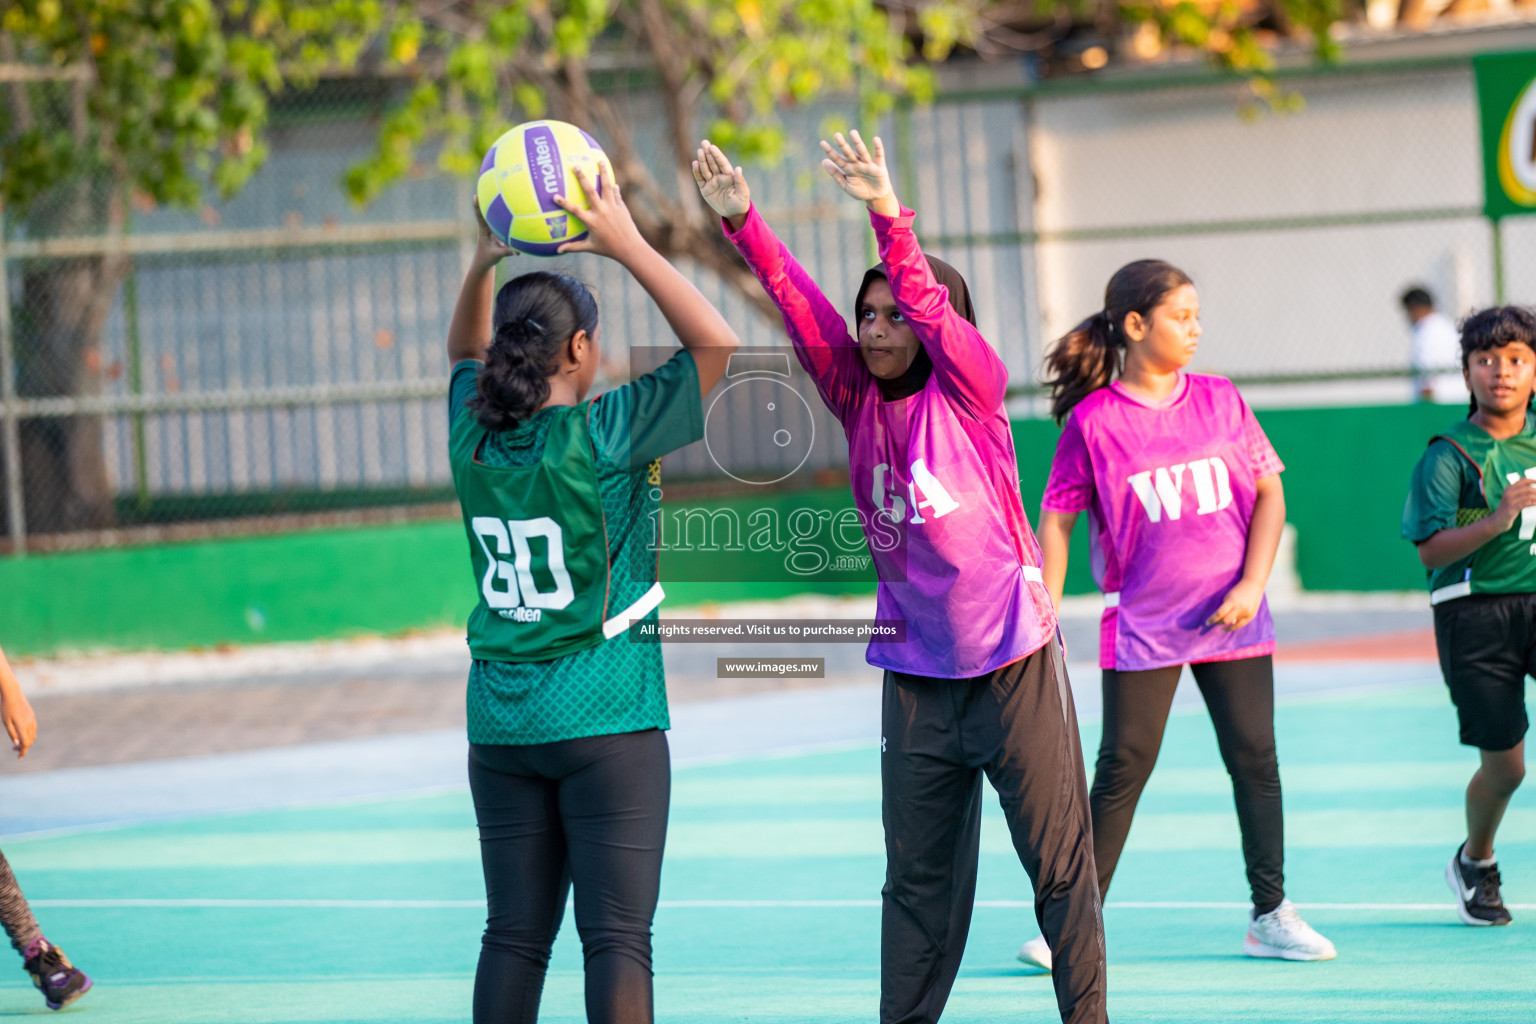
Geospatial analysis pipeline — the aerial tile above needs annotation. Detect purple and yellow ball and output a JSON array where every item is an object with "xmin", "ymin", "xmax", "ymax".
[{"xmin": 476, "ymin": 120, "xmax": 608, "ymax": 257}]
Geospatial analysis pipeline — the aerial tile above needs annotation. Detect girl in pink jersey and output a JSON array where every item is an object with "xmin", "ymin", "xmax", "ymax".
[
  {"xmin": 1014, "ymin": 260, "xmax": 1334, "ymax": 970},
  {"xmin": 695, "ymin": 135, "xmax": 1106, "ymax": 1024}
]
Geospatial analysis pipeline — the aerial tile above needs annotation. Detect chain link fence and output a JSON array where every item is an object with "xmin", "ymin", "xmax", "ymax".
[
  {"xmin": 1, "ymin": 56, "xmax": 1524, "ymax": 553},
  {"xmin": 901, "ymin": 60, "xmax": 1522, "ymax": 416}
]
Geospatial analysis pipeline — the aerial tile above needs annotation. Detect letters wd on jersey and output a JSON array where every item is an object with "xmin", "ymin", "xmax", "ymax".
[{"xmin": 1127, "ymin": 457, "xmax": 1234, "ymax": 523}]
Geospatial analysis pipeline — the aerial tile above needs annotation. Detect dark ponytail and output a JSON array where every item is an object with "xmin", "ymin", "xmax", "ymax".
[
  {"xmin": 470, "ymin": 271, "xmax": 599, "ymax": 430},
  {"xmin": 1042, "ymin": 259, "xmax": 1193, "ymax": 424},
  {"xmin": 1458, "ymin": 305, "xmax": 1536, "ymax": 416}
]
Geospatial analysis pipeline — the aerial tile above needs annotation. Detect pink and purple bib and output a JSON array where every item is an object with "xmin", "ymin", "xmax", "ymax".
[
  {"xmin": 727, "ymin": 206, "xmax": 1057, "ymax": 678},
  {"xmin": 1043, "ymin": 374, "xmax": 1283, "ymax": 671}
]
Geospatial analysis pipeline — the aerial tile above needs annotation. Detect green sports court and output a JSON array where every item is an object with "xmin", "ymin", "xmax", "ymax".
[{"xmin": 3, "ymin": 656, "xmax": 1531, "ymax": 1023}]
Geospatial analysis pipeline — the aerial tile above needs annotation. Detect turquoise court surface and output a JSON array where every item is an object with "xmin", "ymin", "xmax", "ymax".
[{"xmin": 2, "ymin": 674, "xmax": 1533, "ymax": 1023}]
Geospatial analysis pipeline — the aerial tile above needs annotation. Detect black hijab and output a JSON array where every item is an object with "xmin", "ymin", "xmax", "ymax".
[{"xmin": 855, "ymin": 256, "xmax": 977, "ymax": 400}]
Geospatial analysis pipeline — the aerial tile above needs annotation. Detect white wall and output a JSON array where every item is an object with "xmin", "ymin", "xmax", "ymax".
[{"xmin": 1027, "ymin": 66, "xmax": 1497, "ymax": 385}]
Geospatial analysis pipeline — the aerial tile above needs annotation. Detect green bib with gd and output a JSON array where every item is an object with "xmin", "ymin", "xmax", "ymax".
[
  {"xmin": 450, "ymin": 402, "xmax": 618, "ymax": 662},
  {"xmin": 1426, "ymin": 418, "xmax": 1536, "ymax": 603}
]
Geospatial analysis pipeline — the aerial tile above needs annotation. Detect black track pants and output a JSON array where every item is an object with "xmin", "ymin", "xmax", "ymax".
[
  {"xmin": 468, "ymin": 729, "xmax": 669, "ymax": 1024},
  {"xmin": 1089, "ymin": 655, "xmax": 1284, "ymax": 910},
  {"xmin": 881, "ymin": 638, "xmax": 1107, "ymax": 1024}
]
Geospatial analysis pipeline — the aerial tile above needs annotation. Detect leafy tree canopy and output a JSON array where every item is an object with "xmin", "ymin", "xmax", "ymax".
[{"xmin": 0, "ymin": 0, "xmax": 1370, "ymax": 227}]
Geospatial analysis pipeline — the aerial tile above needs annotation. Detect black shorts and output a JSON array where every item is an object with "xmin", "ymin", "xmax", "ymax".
[{"xmin": 1433, "ymin": 591, "xmax": 1536, "ymax": 752}]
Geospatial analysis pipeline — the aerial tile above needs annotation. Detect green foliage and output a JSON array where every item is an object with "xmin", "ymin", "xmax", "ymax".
[
  {"xmin": 1281, "ymin": 0, "xmax": 1346, "ymax": 63},
  {"xmin": 342, "ymin": 0, "xmax": 967, "ymax": 207},
  {"xmin": 0, "ymin": 0, "xmax": 382, "ymax": 217},
  {"xmin": 1121, "ymin": 0, "xmax": 1340, "ymax": 115},
  {"xmin": 0, "ymin": 1, "xmax": 1353, "ymax": 224}
]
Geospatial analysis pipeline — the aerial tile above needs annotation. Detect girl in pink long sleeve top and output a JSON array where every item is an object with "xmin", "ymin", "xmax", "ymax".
[{"xmin": 695, "ymin": 134, "xmax": 1106, "ymax": 1024}]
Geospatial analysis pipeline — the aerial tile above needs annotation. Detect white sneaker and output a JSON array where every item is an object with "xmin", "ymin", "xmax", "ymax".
[
  {"xmin": 1015, "ymin": 934, "xmax": 1052, "ymax": 971},
  {"xmin": 1243, "ymin": 900, "xmax": 1337, "ymax": 961}
]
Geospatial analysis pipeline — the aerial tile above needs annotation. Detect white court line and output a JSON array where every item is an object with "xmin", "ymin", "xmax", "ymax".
[{"xmin": 30, "ymin": 898, "xmax": 1536, "ymax": 911}]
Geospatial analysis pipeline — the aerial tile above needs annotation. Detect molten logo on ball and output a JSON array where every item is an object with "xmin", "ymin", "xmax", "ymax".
[
  {"xmin": 477, "ymin": 119, "xmax": 608, "ymax": 256},
  {"xmin": 528, "ymin": 129, "xmax": 563, "ymax": 209}
]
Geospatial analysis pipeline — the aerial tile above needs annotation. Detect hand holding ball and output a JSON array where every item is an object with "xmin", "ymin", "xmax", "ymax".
[{"xmin": 477, "ymin": 120, "xmax": 608, "ymax": 256}]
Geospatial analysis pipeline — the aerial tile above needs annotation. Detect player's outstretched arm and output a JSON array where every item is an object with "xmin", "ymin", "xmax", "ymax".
[
  {"xmin": 829, "ymin": 129, "xmax": 1008, "ymax": 415},
  {"xmin": 697, "ymin": 139, "xmax": 867, "ymax": 420},
  {"xmin": 446, "ymin": 200, "xmax": 517, "ymax": 364},
  {"xmin": 557, "ymin": 163, "xmax": 739, "ymax": 398},
  {"xmin": 0, "ymin": 645, "xmax": 37, "ymax": 759}
]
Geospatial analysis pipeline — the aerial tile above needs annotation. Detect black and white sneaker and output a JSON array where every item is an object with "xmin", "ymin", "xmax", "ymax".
[{"xmin": 1446, "ymin": 843, "xmax": 1513, "ymax": 926}]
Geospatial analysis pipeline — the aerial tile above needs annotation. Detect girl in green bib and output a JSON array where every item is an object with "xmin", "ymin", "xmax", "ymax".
[
  {"xmin": 1403, "ymin": 305, "xmax": 1536, "ymax": 928},
  {"xmin": 447, "ymin": 162, "xmax": 738, "ymax": 1024}
]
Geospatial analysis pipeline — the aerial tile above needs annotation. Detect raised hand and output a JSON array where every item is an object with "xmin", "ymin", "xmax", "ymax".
[
  {"xmin": 472, "ymin": 197, "xmax": 517, "ymax": 272},
  {"xmin": 555, "ymin": 161, "xmax": 645, "ymax": 261},
  {"xmin": 820, "ymin": 130, "xmax": 898, "ymax": 216},
  {"xmin": 692, "ymin": 140, "xmax": 752, "ymax": 226}
]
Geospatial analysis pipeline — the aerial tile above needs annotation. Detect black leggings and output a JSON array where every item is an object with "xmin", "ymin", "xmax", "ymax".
[
  {"xmin": 1089, "ymin": 655, "xmax": 1285, "ymax": 912},
  {"xmin": 468, "ymin": 729, "xmax": 670, "ymax": 1024}
]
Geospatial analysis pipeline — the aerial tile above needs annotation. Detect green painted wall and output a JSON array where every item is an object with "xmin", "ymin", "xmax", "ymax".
[
  {"xmin": 1010, "ymin": 402, "xmax": 1460, "ymax": 595},
  {"xmin": 1254, "ymin": 403, "xmax": 1457, "ymax": 591},
  {"xmin": 0, "ymin": 522, "xmax": 473, "ymax": 658},
  {"xmin": 0, "ymin": 491, "xmax": 878, "ymax": 658},
  {"xmin": 0, "ymin": 404, "xmax": 1460, "ymax": 657}
]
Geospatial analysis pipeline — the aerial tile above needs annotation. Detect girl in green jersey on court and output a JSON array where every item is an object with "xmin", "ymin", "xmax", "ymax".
[
  {"xmin": 1403, "ymin": 305, "xmax": 1536, "ymax": 928},
  {"xmin": 446, "ymin": 161, "xmax": 738, "ymax": 1024}
]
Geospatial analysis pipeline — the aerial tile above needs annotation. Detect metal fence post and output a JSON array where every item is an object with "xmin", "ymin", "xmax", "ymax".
[
  {"xmin": 1012, "ymin": 94, "xmax": 1041, "ymax": 416},
  {"xmin": 1492, "ymin": 217, "xmax": 1506, "ymax": 305},
  {"xmin": 0, "ymin": 200, "xmax": 26, "ymax": 555}
]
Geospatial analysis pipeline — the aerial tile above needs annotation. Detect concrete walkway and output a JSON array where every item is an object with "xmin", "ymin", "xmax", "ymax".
[{"xmin": 0, "ymin": 592, "xmax": 1439, "ymax": 838}]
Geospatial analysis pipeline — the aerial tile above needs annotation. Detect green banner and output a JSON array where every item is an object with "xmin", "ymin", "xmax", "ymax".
[{"xmin": 1476, "ymin": 50, "xmax": 1536, "ymax": 220}]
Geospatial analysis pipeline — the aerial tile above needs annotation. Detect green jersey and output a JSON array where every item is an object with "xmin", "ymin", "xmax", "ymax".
[
  {"xmin": 1402, "ymin": 415, "xmax": 1536, "ymax": 603},
  {"xmin": 452, "ymin": 400, "xmax": 638, "ymax": 661},
  {"xmin": 448, "ymin": 351, "xmax": 703, "ymax": 745}
]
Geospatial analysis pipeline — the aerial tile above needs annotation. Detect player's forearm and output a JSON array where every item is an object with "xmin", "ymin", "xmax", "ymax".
[
  {"xmin": 727, "ymin": 208, "xmax": 856, "ymax": 357},
  {"xmin": 866, "ymin": 191, "xmax": 901, "ymax": 219},
  {"xmin": 1240, "ymin": 476, "xmax": 1287, "ymax": 588},
  {"xmin": 0, "ymin": 648, "xmax": 23, "ymax": 708},
  {"xmin": 446, "ymin": 262, "xmax": 498, "ymax": 364},
  {"xmin": 871, "ymin": 207, "xmax": 1008, "ymax": 411},
  {"xmin": 1037, "ymin": 511, "xmax": 1078, "ymax": 611},
  {"xmin": 1418, "ymin": 517, "xmax": 1507, "ymax": 569}
]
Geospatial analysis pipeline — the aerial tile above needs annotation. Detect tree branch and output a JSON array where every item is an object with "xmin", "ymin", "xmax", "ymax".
[{"xmin": 635, "ymin": 0, "xmax": 706, "ymax": 236}]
